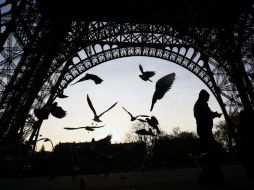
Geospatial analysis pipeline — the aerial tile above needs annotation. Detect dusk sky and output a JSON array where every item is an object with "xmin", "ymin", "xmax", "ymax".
[{"xmin": 37, "ymin": 56, "xmax": 224, "ymax": 151}]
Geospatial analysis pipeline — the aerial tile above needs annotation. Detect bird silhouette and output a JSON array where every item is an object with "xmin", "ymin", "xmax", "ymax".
[
  {"xmin": 64, "ymin": 125, "xmax": 105, "ymax": 131},
  {"xmin": 49, "ymin": 102, "xmax": 67, "ymax": 118},
  {"xmin": 135, "ymin": 128, "xmax": 156, "ymax": 136},
  {"xmin": 71, "ymin": 73, "xmax": 103, "ymax": 85},
  {"xmin": 87, "ymin": 94, "xmax": 118, "ymax": 122},
  {"xmin": 139, "ymin": 64, "xmax": 156, "ymax": 82},
  {"xmin": 146, "ymin": 116, "xmax": 161, "ymax": 134},
  {"xmin": 122, "ymin": 106, "xmax": 149, "ymax": 121},
  {"xmin": 34, "ymin": 102, "xmax": 67, "ymax": 120},
  {"xmin": 150, "ymin": 72, "xmax": 176, "ymax": 111}
]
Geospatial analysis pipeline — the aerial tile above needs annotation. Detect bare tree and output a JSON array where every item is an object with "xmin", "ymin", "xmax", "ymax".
[
  {"xmin": 124, "ymin": 121, "xmax": 158, "ymax": 155},
  {"xmin": 214, "ymin": 121, "xmax": 232, "ymax": 152}
]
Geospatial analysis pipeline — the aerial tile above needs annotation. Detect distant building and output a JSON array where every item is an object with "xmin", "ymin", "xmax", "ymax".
[{"xmin": 52, "ymin": 139, "xmax": 146, "ymax": 174}]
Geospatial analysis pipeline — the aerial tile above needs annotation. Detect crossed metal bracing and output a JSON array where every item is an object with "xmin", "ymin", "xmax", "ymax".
[
  {"xmin": 57, "ymin": 44, "xmax": 238, "ymax": 108},
  {"xmin": 0, "ymin": 0, "xmax": 253, "ymax": 143},
  {"xmin": 50, "ymin": 21, "xmax": 246, "ymax": 109}
]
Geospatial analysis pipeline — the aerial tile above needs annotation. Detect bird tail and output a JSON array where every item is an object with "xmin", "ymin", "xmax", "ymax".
[{"xmin": 150, "ymin": 98, "xmax": 156, "ymax": 111}]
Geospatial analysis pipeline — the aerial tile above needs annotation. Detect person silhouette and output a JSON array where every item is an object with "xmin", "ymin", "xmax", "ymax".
[
  {"xmin": 238, "ymin": 108, "xmax": 254, "ymax": 180},
  {"xmin": 193, "ymin": 89, "xmax": 224, "ymax": 185}
]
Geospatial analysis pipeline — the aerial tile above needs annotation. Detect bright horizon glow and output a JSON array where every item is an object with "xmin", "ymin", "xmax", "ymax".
[{"xmin": 37, "ymin": 57, "xmax": 224, "ymax": 151}]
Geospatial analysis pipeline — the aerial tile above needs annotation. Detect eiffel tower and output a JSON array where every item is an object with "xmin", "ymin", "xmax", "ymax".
[{"xmin": 0, "ymin": 0, "xmax": 253, "ymax": 152}]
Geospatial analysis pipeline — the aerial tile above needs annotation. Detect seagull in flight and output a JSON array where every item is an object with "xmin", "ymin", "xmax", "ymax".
[
  {"xmin": 139, "ymin": 64, "xmax": 156, "ymax": 82},
  {"xmin": 87, "ymin": 94, "xmax": 118, "ymax": 122},
  {"xmin": 71, "ymin": 73, "xmax": 103, "ymax": 85},
  {"xmin": 150, "ymin": 72, "xmax": 175, "ymax": 111},
  {"xmin": 64, "ymin": 125, "xmax": 105, "ymax": 132},
  {"xmin": 122, "ymin": 106, "xmax": 149, "ymax": 121}
]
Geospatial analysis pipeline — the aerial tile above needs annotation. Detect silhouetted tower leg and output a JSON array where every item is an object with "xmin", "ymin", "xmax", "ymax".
[{"xmin": 0, "ymin": 18, "xmax": 71, "ymax": 143}]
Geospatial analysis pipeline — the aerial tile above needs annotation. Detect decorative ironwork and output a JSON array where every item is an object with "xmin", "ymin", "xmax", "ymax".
[{"xmin": 0, "ymin": 0, "xmax": 253, "ymax": 146}]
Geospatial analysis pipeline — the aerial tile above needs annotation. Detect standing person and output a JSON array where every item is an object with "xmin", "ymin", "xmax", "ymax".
[
  {"xmin": 238, "ymin": 108, "xmax": 254, "ymax": 180},
  {"xmin": 193, "ymin": 89, "xmax": 224, "ymax": 185}
]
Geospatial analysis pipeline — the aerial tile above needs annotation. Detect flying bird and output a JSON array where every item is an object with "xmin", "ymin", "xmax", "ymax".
[
  {"xmin": 146, "ymin": 116, "xmax": 161, "ymax": 134},
  {"xmin": 150, "ymin": 72, "xmax": 176, "ymax": 111},
  {"xmin": 122, "ymin": 106, "xmax": 149, "ymax": 121},
  {"xmin": 135, "ymin": 128, "xmax": 156, "ymax": 136},
  {"xmin": 139, "ymin": 64, "xmax": 156, "ymax": 82},
  {"xmin": 49, "ymin": 102, "xmax": 67, "ymax": 118},
  {"xmin": 71, "ymin": 73, "xmax": 103, "ymax": 85},
  {"xmin": 63, "ymin": 125, "xmax": 105, "ymax": 132},
  {"xmin": 34, "ymin": 102, "xmax": 67, "ymax": 120},
  {"xmin": 87, "ymin": 94, "xmax": 118, "ymax": 122}
]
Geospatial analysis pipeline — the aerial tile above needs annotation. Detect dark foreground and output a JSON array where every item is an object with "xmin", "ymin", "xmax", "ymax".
[{"xmin": 0, "ymin": 165, "xmax": 253, "ymax": 190}]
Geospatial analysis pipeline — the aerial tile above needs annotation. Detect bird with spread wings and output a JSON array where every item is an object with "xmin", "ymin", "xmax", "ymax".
[
  {"xmin": 139, "ymin": 64, "xmax": 156, "ymax": 82},
  {"xmin": 87, "ymin": 94, "xmax": 118, "ymax": 122},
  {"xmin": 71, "ymin": 73, "xmax": 103, "ymax": 86},
  {"xmin": 122, "ymin": 106, "xmax": 149, "ymax": 121},
  {"xmin": 150, "ymin": 72, "xmax": 176, "ymax": 111},
  {"xmin": 64, "ymin": 125, "xmax": 105, "ymax": 132}
]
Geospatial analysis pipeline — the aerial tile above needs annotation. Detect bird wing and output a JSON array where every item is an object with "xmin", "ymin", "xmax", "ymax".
[
  {"xmin": 122, "ymin": 106, "xmax": 133, "ymax": 118},
  {"xmin": 50, "ymin": 104, "xmax": 67, "ymax": 118},
  {"xmin": 150, "ymin": 73, "xmax": 175, "ymax": 111},
  {"xmin": 150, "ymin": 95, "xmax": 157, "ymax": 112},
  {"xmin": 86, "ymin": 73, "xmax": 103, "ymax": 84},
  {"xmin": 155, "ymin": 73, "xmax": 175, "ymax": 99},
  {"xmin": 139, "ymin": 64, "xmax": 144, "ymax": 73},
  {"xmin": 64, "ymin": 127, "xmax": 87, "ymax": 130},
  {"xmin": 90, "ymin": 125, "xmax": 105, "ymax": 129},
  {"xmin": 137, "ymin": 115, "xmax": 149, "ymax": 117},
  {"xmin": 85, "ymin": 127, "xmax": 95, "ymax": 131},
  {"xmin": 87, "ymin": 94, "xmax": 97, "ymax": 116},
  {"xmin": 98, "ymin": 102, "xmax": 118, "ymax": 117},
  {"xmin": 144, "ymin": 71, "xmax": 156, "ymax": 78}
]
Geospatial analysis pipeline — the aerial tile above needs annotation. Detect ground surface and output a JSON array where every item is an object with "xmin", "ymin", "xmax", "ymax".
[{"xmin": 0, "ymin": 165, "xmax": 253, "ymax": 190}]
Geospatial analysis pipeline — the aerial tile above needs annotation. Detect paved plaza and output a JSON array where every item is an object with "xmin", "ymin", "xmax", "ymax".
[{"xmin": 0, "ymin": 165, "xmax": 253, "ymax": 190}]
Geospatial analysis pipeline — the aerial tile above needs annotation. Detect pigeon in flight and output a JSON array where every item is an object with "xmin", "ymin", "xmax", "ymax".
[
  {"xmin": 150, "ymin": 72, "xmax": 176, "ymax": 111},
  {"xmin": 87, "ymin": 94, "xmax": 118, "ymax": 122},
  {"xmin": 64, "ymin": 125, "xmax": 105, "ymax": 132},
  {"xmin": 135, "ymin": 128, "xmax": 156, "ymax": 136},
  {"xmin": 139, "ymin": 64, "xmax": 156, "ymax": 82},
  {"xmin": 34, "ymin": 102, "xmax": 67, "ymax": 120},
  {"xmin": 146, "ymin": 116, "xmax": 161, "ymax": 134},
  {"xmin": 122, "ymin": 106, "xmax": 149, "ymax": 121},
  {"xmin": 71, "ymin": 73, "xmax": 103, "ymax": 85}
]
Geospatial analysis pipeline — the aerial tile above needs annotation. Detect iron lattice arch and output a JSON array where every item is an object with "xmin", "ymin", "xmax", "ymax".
[
  {"xmin": 44, "ymin": 21, "xmax": 244, "ymax": 113},
  {"xmin": 57, "ymin": 45, "xmax": 238, "ymax": 110}
]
